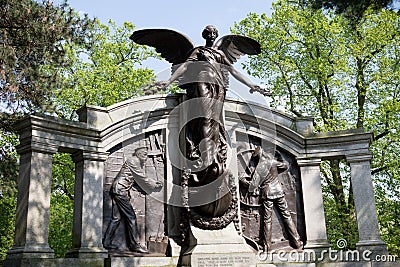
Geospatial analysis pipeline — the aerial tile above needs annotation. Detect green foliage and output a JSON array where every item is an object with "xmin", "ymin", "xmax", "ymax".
[
  {"xmin": 48, "ymin": 153, "xmax": 75, "ymax": 258},
  {"xmin": 233, "ymin": 4, "xmax": 350, "ymax": 131},
  {"xmin": 233, "ymin": 0, "xmax": 400, "ymax": 255},
  {"xmin": 0, "ymin": 0, "xmax": 95, "ymax": 122},
  {"xmin": 53, "ymin": 20, "xmax": 157, "ymax": 119},
  {"xmin": 0, "ymin": 130, "xmax": 18, "ymax": 262},
  {"xmin": 47, "ymin": 153, "xmax": 74, "ymax": 258},
  {"xmin": 0, "ymin": 130, "xmax": 18, "ymax": 198},
  {"xmin": 320, "ymin": 160, "xmax": 359, "ymax": 248},
  {"xmin": 0, "ymin": 196, "xmax": 16, "ymax": 261},
  {"xmin": 307, "ymin": 0, "xmax": 398, "ymax": 18},
  {"xmin": 376, "ymin": 194, "xmax": 400, "ymax": 256},
  {"xmin": 51, "ymin": 153, "xmax": 75, "ymax": 200},
  {"xmin": 323, "ymin": 196, "xmax": 358, "ymax": 250},
  {"xmin": 48, "ymin": 193, "xmax": 73, "ymax": 258}
]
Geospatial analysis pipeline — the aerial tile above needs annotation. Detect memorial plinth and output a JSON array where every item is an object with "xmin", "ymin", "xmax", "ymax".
[{"xmin": 180, "ymin": 223, "xmax": 256, "ymax": 267}]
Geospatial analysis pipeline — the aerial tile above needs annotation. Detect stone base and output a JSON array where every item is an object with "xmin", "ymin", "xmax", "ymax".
[
  {"xmin": 257, "ymin": 263, "xmax": 316, "ymax": 267},
  {"xmin": 356, "ymin": 240, "xmax": 387, "ymax": 258},
  {"xmin": 4, "ymin": 245, "xmax": 54, "ymax": 260},
  {"xmin": 180, "ymin": 222, "xmax": 256, "ymax": 267},
  {"xmin": 2, "ymin": 256, "xmax": 179, "ymax": 267},
  {"xmin": 3, "ymin": 255, "xmax": 399, "ymax": 267},
  {"xmin": 2, "ymin": 258, "xmax": 105, "ymax": 267},
  {"xmin": 256, "ymin": 260, "xmax": 400, "ymax": 267},
  {"xmin": 303, "ymin": 240, "xmax": 331, "ymax": 252},
  {"xmin": 105, "ymin": 256, "xmax": 179, "ymax": 267},
  {"xmin": 182, "ymin": 252, "xmax": 255, "ymax": 267},
  {"xmin": 66, "ymin": 246, "xmax": 109, "ymax": 259}
]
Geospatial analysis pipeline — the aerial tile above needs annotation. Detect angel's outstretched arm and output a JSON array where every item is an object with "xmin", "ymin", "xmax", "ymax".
[
  {"xmin": 225, "ymin": 62, "xmax": 271, "ymax": 97},
  {"xmin": 143, "ymin": 63, "xmax": 188, "ymax": 94},
  {"xmin": 215, "ymin": 34, "xmax": 271, "ymax": 96},
  {"xmin": 165, "ymin": 63, "xmax": 188, "ymax": 87},
  {"xmin": 225, "ymin": 63, "xmax": 256, "ymax": 89}
]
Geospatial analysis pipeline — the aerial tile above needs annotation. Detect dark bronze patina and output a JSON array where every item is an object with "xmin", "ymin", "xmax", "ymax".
[
  {"xmin": 130, "ymin": 26, "xmax": 270, "ymax": 224},
  {"xmin": 247, "ymin": 147, "xmax": 303, "ymax": 252},
  {"xmin": 103, "ymin": 147, "xmax": 163, "ymax": 253}
]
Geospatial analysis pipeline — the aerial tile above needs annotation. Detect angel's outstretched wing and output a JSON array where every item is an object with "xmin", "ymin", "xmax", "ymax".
[
  {"xmin": 214, "ymin": 35, "xmax": 261, "ymax": 90},
  {"xmin": 130, "ymin": 29, "xmax": 195, "ymax": 65},
  {"xmin": 214, "ymin": 35, "xmax": 261, "ymax": 64}
]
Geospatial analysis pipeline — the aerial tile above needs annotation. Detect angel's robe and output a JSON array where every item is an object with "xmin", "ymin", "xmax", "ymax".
[{"xmin": 180, "ymin": 45, "xmax": 232, "ymax": 217}]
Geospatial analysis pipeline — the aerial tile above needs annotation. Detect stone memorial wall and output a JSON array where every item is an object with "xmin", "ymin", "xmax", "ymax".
[{"xmin": 3, "ymin": 94, "xmax": 389, "ymax": 267}]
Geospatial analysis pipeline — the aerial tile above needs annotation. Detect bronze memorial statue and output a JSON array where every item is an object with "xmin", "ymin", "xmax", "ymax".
[
  {"xmin": 103, "ymin": 147, "xmax": 163, "ymax": 253},
  {"xmin": 130, "ymin": 25, "xmax": 270, "ymax": 229},
  {"xmin": 248, "ymin": 147, "xmax": 302, "ymax": 251}
]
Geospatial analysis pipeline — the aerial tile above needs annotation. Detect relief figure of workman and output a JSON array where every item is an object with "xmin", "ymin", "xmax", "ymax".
[
  {"xmin": 251, "ymin": 147, "xmax": 302, "ymax": 252},
  {"xmin": 103, "ymin": 147, "xmax": 163, "ymax": 253}
]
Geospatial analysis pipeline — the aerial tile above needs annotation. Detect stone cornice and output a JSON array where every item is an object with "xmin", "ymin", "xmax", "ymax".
[
  {"xmin": 14, "ymin": 114, "xmax": 100, "ymax": 138},
  {"xmin": 16, "ymin": 141, "xmax": 59, "ymax": 155},
  {"xmin": 13, "ymin": 114, "xmax": 103, "ymax": 153}
]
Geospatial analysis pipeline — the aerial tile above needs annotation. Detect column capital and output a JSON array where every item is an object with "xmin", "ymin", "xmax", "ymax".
[
  {"xmin": 346, "ymin": 152, "xmax": 373, "ymax": 163},
  {"xmin": 296, "ymin": 157, "xmax": 321, "ymax": 167},
  {"xmin": 72, "ymin": 150, "xmax": 109, "ymax": 163},
  {"xmin": 16, "ymin": 141, "xmax": 58, "ymax": 155}
]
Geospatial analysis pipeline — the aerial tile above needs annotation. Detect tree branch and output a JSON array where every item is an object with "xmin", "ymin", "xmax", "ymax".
[
  {"xmin": 371, "ymin": 166, "xmax": 388, "ymax": 175},
  {"xmin": 375, "ymin": 130, "xmax": 390, "ymax": 140}
]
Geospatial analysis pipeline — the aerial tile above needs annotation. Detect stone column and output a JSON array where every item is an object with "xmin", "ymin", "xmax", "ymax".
[
  {"xmin": 346, "ymin": 153, "xmax": 386, "ymax": 254},
  {"xmin": 5, "ymin": 142, "xmax": 58, "ymax": 260},
  {"xmin": 67, "ymin": 150, "xmax": 109, "ymax": 258},
  {"xmin": 297, "ymin": 158, "xmax": 331, "ymax": 250}
]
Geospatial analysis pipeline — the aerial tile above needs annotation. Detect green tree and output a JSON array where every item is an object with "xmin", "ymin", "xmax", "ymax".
[
  {"xmin": 48, "ymin": 192, "xmax": 74, "ymax": 258},
  {"xmin": 233, "ymin": 0, "xmax": 400, "ymax": 254},
  {"xmin": 0, "ymin": 0, "xmax": 95, "ymax": 260},
  {"xmin": 0, "ymin": 0, "xmax": 94, "ymax": 125},
  {"xmin": 0, "ymin": 130, "xmax": 18, "ymax": 261},
  {"xmin": 53, "ymin": 19, "xmax": 157, "ymax": 119},
  {"xmin": 307, "ymin": 0, "xmax": 398, "ymax": 18},
  {"xmin": 0, "ymin": 130, "xmax": 18, "ymax": 197},
  {"xmin": 47, "ymin": 153, "xmax": 75, "ymax": 258},
  {"xmin": 0, "ymin": 0, "xmax": 93, "ymax": 193},
  {"xmin": 0, "ymin": 196, "xmax": 16, "ymax": 261}
]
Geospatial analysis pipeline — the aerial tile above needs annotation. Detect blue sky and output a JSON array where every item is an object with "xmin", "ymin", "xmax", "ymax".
[
  {"xmin": 54, "ymin": 0, "xmax": 275, "ymax": 103},
  {"xmin": 59, "ymin": 0, "xmax": 274, "ymax": 46}
]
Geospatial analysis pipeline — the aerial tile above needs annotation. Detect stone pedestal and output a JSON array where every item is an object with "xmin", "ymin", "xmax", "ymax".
[{"xmin": 180, "ymin": 223, "xmax": 256, "ymax": 267}]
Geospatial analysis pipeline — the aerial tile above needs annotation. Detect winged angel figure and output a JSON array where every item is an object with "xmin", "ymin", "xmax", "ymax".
[{"xmin": 130, "ymin": 25, "xmax": 271, "ymax": 218}]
